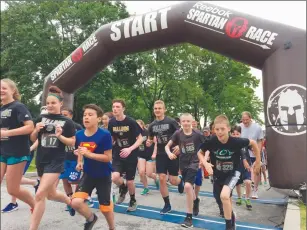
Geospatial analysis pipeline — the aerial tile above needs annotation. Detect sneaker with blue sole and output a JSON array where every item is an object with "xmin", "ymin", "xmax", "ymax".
[{"xmin": 1, "ymin": 203, "xmax": 19, "ymax": 213}]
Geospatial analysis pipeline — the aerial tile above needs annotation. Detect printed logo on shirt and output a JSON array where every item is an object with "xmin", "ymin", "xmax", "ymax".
[
  {"xmin": 25, "ymin": 114, "xmax": 29, "ymax": 118},
  {"xmin": 1, "ymin": 109, "xmax": 12, "ymax": 118},
  {"xmin": 214, "ymin": 149, "xmax": 234, "ymax": 160},
  {"xmin": 80, "ymin": 142, "xmax": 97, "ymax": 152},
  {"xmin": 42, "ymin": 117, "xmax": 66, "ymax": 127},
  {"xmin": 113, "ymin": 126, "xmax": 130, "ymax": 135},
  {"xmin": 152, "ymin": 124, "xmax": 170, "ymax": 133}
]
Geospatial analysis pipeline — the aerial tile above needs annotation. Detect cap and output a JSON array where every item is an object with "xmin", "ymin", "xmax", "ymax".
[{"xmin": 203, "ymin": 126, "xmax": 210, "ymax": 132}]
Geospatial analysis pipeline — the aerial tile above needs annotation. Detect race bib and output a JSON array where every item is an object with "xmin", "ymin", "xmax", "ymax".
[
  {"xmin": 139, "ymin": 144, "xmax": 145, "ymax": 151},
  {"xmin": 1, "ymin": 128, "xmax": 9, "ymax": 141},
  {"xmin": 216, "ymin": 160, "xmax": 233, "ymax": 172},
  {"xmin": 117, "ymin": 138, "xmax": 129, "ymax": 148},
  {"xmin": 157, "ymin": 135, "xmax": 168, "ymax": 144},
  {"xmin": 41, "ymin": 133, "xmax": 59, "ymax": 148},
  {"xmin": 65, "ymin": 145, "xmax": 75, "ymax": 152}
]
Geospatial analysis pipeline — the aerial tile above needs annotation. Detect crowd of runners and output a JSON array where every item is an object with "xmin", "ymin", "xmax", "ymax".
[{"xmin": 1, "ymin": 78, "xmax": 268, "ymax": 230}]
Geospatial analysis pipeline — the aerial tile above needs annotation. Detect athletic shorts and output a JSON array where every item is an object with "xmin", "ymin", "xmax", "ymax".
[
  {"xmin": 23, "ymin": 156, "xmax": 34, "ymax": 175},
  {"xmin": 138, "ymin": 155, "xmax": 155, "ymax": 162},
  {"xmin": 59, "ymin": 160, "xmax": 81, "ymax": 182},
  {"xmin": 236, "ymin": 169, "xmax": 251, "ymax": 185},
  {"xmin": 182, "ymin": 168, "xmax": 198, "ymax": 186},
  {"xmin": 250, "ymin": 157, "xmax": 256, "ymax": 165},
  {"xmin": 37, "ymin": 160, "xmax": 65, "ymax": 177},
  {"xmin": 0, "ymin": 155, "xmax": 31, "ymax": 165},
  {"xmin": 156, "ymin": 154, "xmax": 179, "ymax": 176},
  {"xmin": 214, "ymin": 170, "xmax": 241, "ymax": 193},
  {"xmin": 72, "ymin": 173, "xmax": 113, "ymax": 212},
  {"xmin": 195, "ymin": 168, "xmax": 203, "ymax": 186},
  {"xmin": 112, "ymin": 158, "xmax": 138, "ymax": 180}
]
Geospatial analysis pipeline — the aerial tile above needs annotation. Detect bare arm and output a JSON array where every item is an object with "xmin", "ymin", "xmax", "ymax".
[
  {"xmin": 57, "ymin": 135, "xmax": 75, "ymax": 147},
  {"xmin": 30, "ymin": 140, "xmax": 38, "ymax": 152},
  {"xmin": 129, "ymin": 134, "xmax": 143, "ymax": 151},
  {"xmin": 165, "ymin": 140, "xmax": 174, "ymax": 156},
  {"xmin": 4, "ymin": 120, "xmax": 34, "ymax": 137}
]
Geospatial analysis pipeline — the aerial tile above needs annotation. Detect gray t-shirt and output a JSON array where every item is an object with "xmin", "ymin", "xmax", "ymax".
[
  {"xmin": 240, "ymin": 122, "xmax": 263, "ymax": 158},
  {"xmin": 171, "ymin": 129, "xmax": 205, "ymax": 171}
]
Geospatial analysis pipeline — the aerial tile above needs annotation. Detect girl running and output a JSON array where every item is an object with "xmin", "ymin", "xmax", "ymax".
[
  {"xmin": 136, "ymin": 119, "xmax": 159, "ymax": 195},
  {"xmin": 0, "ymin": 78, "xmax": 35, "ymax": 214},
  {"xmin": 29, "ymin": 86, "xmax": 76, "ymax": 230}
]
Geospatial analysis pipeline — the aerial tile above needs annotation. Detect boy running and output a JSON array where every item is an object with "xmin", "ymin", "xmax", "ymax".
[
  {"xmin": 109, "ymin": 99, "xmax": 143, "ymax": 212},
  {"xmin": 165, "ymin": 113, "xmax": 205, "ymax": 228},
  {"xmin": 146, "ymin": 100, "xmax": 184, "ymax": 214},
  {"xmin": 71, "ymin": 104, "xmax": 115, "ymax": 230},
  {"xmin": 198, "ymin": 115, "xmax": 261, "ymax": 230}
]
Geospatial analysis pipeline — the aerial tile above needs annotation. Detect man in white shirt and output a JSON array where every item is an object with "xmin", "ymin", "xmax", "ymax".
[{"xmin": 240, "ymin": 111, "xmax": 263, "ymax": 199}]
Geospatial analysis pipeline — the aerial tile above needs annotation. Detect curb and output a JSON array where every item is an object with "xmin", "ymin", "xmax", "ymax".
[{"xmin": 283, "ymin": 198, "xmax": 301, "ymax": 230}]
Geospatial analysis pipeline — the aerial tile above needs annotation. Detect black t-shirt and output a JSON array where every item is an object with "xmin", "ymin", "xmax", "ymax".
[
  {"xmin": 148, "ymin": 116, "xmax": 180, "ymax": 155},
  {"xmin": 138, "ymin": 129, "xmax": 154, "ymax": 158},
  {"xmin": 36, "ymin": 114, "xmax": 75, "ymax": 164},
  {"xmin": 171, "ymin": 129, "xmax": 205, "ymax": 171},
  {"xmin": 200, "ymin": 136, "xmax": 250, "ymax": 180},
  {"xmin": 65, "ymin": 121, "xmax": 83, "ymax": 161},
  {"xmin": 108, "ymin": 116, "xmax": 142, "ymax": 161},
  {"xmin": 1, "ymin": 101, "xmax": 32, "ymax": 157}
]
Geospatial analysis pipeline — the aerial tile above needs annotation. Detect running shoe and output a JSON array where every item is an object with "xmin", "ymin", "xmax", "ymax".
[
  {"xmin": 236, "ymin": 198, "xmax": 242, "ymax": 206},
  {"xmin": 181, "ymin": 216, "xmax": 193, "ymax": 228},
  {"xmin": 1, "ymin": 203, "xmax": 18, "ymax": 213},
  {"xmin": 127, "ymin": 200, "xmax": 138, "ymax": 212},
  {"xmin": 116, "ymin": 184, "xmax": 128, "ymax": 204},
  {"xmin": 67, "ymin": 205, "xmax": 75, "ymax": 216},
  {"xmin": 160, "ymin": 203, "xmax": 171, "ymax": 215},
  {"xmin": 245, "ymin": 199, "xmax": 252, "ymax": 210},
  {"xmin": 141, "ymin": 188, "xmax": 149, "ymax": 195},
  {"xmin": 84, "ymin": 214, "xmax": 98, "ymax": 230}
]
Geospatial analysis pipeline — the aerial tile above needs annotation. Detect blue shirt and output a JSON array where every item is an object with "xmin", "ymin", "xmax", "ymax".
[{"xmin": 75, "ymin": 128, "xmax": 112, "ymax": 178}]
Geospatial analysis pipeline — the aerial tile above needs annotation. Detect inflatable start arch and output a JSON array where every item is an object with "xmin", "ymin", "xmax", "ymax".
[{"xmin": 42, "ymin": 1, "xmax": 306, "ymax": 189}]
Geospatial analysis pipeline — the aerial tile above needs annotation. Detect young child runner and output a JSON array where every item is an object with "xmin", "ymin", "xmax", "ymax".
[
  {"xmin": 71, "ymin": 104, "xmax": 115, "ymax": 230},
  {"xmin": 0, "ymin": 78, "xmax": 35, "ymax": 214},
  {"xmin": 136, "ymin": 119, "xmax": 159, "ymax": 195},
  {"xmin": 146, "ymin": 100, "xmax": 184, "ymax": 214},
  {"xmin": 29, "ymin": 86, "xmax": 76, "ymax": 230},
  {"xmin": 59, "ymin": 107, "xmax": 83, "ymax": 210},
  {"xmin": 101, "ymin": 112, "xmax": 113, "ymax": 129},
  {"xmin": 231, "ymin": 125, "xmax": 253, "ymax": 210},
  {"xmin": 165, "ymin": 113, "xmax": 205, "ymax": 228},
  {"xmin": 109, "ymin": 99, "xmax": 143, "ymax": 212},
  {"xmin": 198, "ymin": 115, "xmax": 261, "ymax": 230}
]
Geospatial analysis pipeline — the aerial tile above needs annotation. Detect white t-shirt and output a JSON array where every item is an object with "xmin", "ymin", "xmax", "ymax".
[{"xmin": 240, "ymin": 122, "xmax": 263, "ymax": 158}]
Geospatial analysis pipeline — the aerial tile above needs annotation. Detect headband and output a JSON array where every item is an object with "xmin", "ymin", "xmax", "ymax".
[{"xmin": 48, "ymin": 93, "xmax": 63, "ymax": 101}]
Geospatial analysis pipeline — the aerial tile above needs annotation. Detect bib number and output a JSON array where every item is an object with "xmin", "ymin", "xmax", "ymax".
[
  {"xmin": 216, "ymin": 161, "xmax": 233, "ymax": 172},
  {"xmin": 139, "ymin": 144, "xmax": 145, "ymax": 151},
  {"xmin": 41, "ymin": 134, "xmax": 59, "ymax": 148}
]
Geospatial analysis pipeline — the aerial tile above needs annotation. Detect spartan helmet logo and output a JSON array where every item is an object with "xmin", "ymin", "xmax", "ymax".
[
  {"xmin": 267, "ymin": 84, "xmax": 306, "ymax": 136},
  {"xmin": 278, "ymin": 89, "xmax": 305, "ymax": 130}
]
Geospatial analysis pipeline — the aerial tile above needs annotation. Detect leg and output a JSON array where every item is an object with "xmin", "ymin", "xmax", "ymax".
[
  {"xmin": 30, "ymin": 173, "xmax": 63, "ymax": 230},
  {"xmin": 138, "ymin": 158, "xmax": 148, "ymax": 192},
  {"xmin": 185, "ymin": 182, "xmax": 194, "ymax": 214},
  {"xmin": 213, "ymin": 180, "xmax": 223, "ymax": 214},
  {"xmin": 6, "ymin": 162, "xmax": 35, "ymax": 208},
  {"xmin": 20, "ymin": 177, "xmax": 37, "ymax": 186},
  {"xmin": 126, "ymin": 159, "xmax": 138, "ymax": 212},
  {"xmin": 220, "ymin": 186, "xmax": 233, "ymax": 228},
  {"xmin": 96, "ymin": 176, "xmax": 115, "ymax": 229},
  {"xmin": 0, "ymin": 162, "xmax": 7, "ymax": 183},
  {"xmin": 62, "ymin": 179, "xmax": 73, "ymax": 196},
  {"xmin": 168, "ymin": 158, "xmax": 184, "ymax": 194},
  {"xmin": 146, "ymin": 160, "xmax": 159, "ymax": 189}
]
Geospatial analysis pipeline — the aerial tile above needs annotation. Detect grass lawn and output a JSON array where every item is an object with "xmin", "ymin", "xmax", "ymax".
[{"xmin": 301, "ymin": 202, "xmax": 306, "ymax": 230}]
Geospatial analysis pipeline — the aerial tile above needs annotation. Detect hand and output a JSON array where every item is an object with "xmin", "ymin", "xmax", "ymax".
[
  {"xmin": 55, "ymin": 125, "xmax": 63, "ymax": 137},
  {"xmin": 76, "ymin": 162, "xmax": 83, "ymax": 172},
  {"xmin": 151, "ymin": 152, "xmax": 157, "ymax": 160},
  {"xmin": 253, "ymin": 161, "xmax": 261, "ymax": 175},
  {"xmin": 35, "ymin": 122, "xmax": 45, "ymax": 132},
  {"xmin": 120, "ymin": 147, "xmax": 132, "ymax": 158},
  {"xmin": 73, "ymin": 149, "xmax": 79, "ymax": 156},
  {"xmin": 0, "ymin": 129, "xmax": 9, "ymax": 138},
  {"xmin": 172, "ymin": 145, "xmax": 180, "ymax": 155},
  {"xmin": 146, "ymin": 139, "xmax": 153, "ymax": 147},
  {"xmin": 167, "ymin": 153, "xmax": 177, "ymax": 160},
  {"xmin": 78, "ymin": 147, "xmax": 91, "ymax": 157},
  {"xmin": 204, "ymin": 162, "xmax": 214, "ymax": 175},
  {"xmin": 243, "ymin": 159, "xmax": 251, "ymax": 172}
]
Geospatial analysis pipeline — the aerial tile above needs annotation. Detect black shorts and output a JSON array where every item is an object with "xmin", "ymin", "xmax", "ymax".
[
  {"xmin": 214, "ymin": 170, "xmax": 241, "ymax": 192},
  {"xmin": 138, "ymin": 154, "xmax": 153, "ymax": 162},
  {"xmin": 156, "ymin": 154, "xmax": 179, "ymax": 176},
  {"xmin": 112, "ymin": 158, "xmax": 137, "ymax": 181},
  {"xmin": 37, "ymin": 160, "xmax": 64, "ymax": 177},
  {"xmin": 74, "ymin": 173, "xmax": 111, "ymax": 206},
  {"xmin": 182, "ymin": 168, "xmax": 198, "ymax": 185}
]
